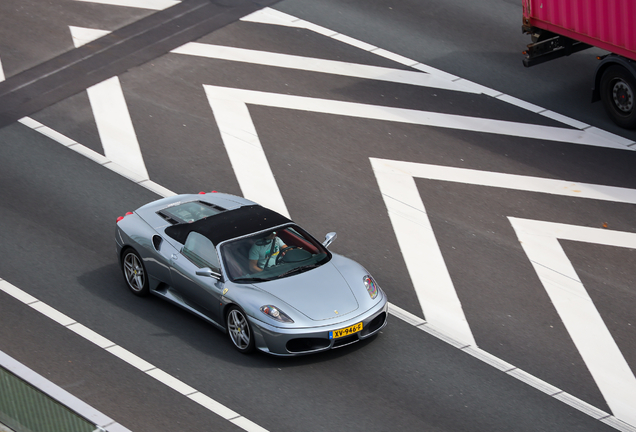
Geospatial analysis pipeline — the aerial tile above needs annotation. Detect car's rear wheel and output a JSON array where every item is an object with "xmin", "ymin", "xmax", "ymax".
[
  {"xmin": 122, "ymin": 248, "xmax": 149, "ymax": 296},
  {"xmin": 226, "ymin": 306, "xmax": 255, "ymax": 354}
]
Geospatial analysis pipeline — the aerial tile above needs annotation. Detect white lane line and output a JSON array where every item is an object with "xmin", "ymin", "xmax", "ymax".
[
  {"xmin": 10, "ymin": 121, "xmax": 636, "ymax": 432},
  {"xmin": 171, "ymin": 43, "xmax": 480, "ymax": 93},
  {"xmin": 69, "ymin": 26, "xmax": 149, "ymax": 181},
  {"xmin": 73, "ymin": 0, "xmax": 179, "ymax": 9},
  {"xmin": 0, "ymin": 349, "xmax": 131, "ymax": 432},
  {"xmin": 0, "ymin": 278, "xmax": 269, "ymax": 432},
  {"xmin": 509, "ymin": 218, "xmax": 636, "ymax": 426},
  {"xmin": 373, "ymin": 162, "xmax": 476, "ymax": 345},
  {"xmin": 203, "ymin": 87, "xmax": 290, "ymax": 218},
  {"xmin": 242, "ymin": 7, "xmax": 636, "ymax": 148},
  {"xmin": 201, "ymin": 85, "xmax": 628, "ymax": 150}
]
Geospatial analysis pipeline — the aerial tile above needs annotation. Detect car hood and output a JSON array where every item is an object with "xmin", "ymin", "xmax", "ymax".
[{"xmin": 256, "ymin": 262, "xmax": 359, "ymax": 321}]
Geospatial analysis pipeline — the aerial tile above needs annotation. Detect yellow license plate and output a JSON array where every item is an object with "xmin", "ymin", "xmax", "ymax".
[{"xmin": 329, "ymin": 322, "xmax": 363, "ymax": 339}]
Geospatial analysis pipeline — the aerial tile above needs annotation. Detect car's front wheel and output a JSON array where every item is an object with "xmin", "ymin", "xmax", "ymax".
[
  {"xmin": 122, "ymin": 248, "xmax": 149, "ymax": 296},
  {"xmin": 226, "ymin": 306, "xmax": 255, "ymax": 354}
]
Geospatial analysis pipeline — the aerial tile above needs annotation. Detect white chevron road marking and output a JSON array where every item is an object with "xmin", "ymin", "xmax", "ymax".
[
  {"xmin": 70, "ymin": 26, "xmax": 149, "ymax": 181},
  {"xmin": 202, "ymin": 85, "xmax": 629, "ymax": 150},
  {"xmin": 370, "ymin": 158, "xmax": 636, "ymax": 427},
  {"xmin": 509, "ymin": 218, "xmax": 636, "ymax": 426}
]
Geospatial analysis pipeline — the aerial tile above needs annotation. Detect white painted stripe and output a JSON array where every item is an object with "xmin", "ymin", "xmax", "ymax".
[
  {"xmin": 16, "ymin": 116, "xmax": 44, "ymax": 129},
  {"xmin": 73, "ymin": 0, "xmax": 178, "ymax": 10},
  {"xmin": 369, "ymin": 158, "xmax": 636, "ymax": 204},
  {"xmin": 553, "ymin": 392, "xmax": 612, "ymax": 420},
  {"xmin": 331, "ymin": 33, "xmax": 377, "ymax": 52},
  {"xmin": 540, "ymin": 110, "xmax": 590, "ymax": 129},
  {"xmin": 29, "ymin": 301, "xmax": 76, "ymax": 326},
  {"xmin": 241, "ymin": 7, "xmax": 301, "ymax": 27},
  {"xmin": 586, "ymin": 126, "xmax": 636, "ymax": 147},
  {"xmin": 230, "ymin": 416, "xmax": 269, "ymax": 432},
  {"xmin": 201, "ymin": 86, "xmax": 628, "ymax": 150},
  {"xmin": 203, "ymin": 86, "xmax": 290, "ymax": 218},
  {"xmin": 145, "ymin": 368, "xmax": 198, "ymax": 395},
  {"xmin": 0, "ymin": 279, "xmax": 38, "ymax": 303},
  {"xmin": 370, "ymin": 48, "xmax": 418, "ymax": 67},
  {"xmin": 171, "ymin": 43, "xmax": 480, "ymax": 94},
  {"xmin": 509, "ymin": 218, "xmax": 636, "ymax": 426},
  {"xmin": 84, "ymin": 77, "xmax": 149, "ymax": 180},
  {"xmin": 103, "ymin": 160, "xmax": 150, "ymax": 183},
  {"xmin": 495, "ymin": 94, "xmax": 545, "ymax": 113},
  {"xmin": 387, "ymin": 302, "xmax": 426, "ymax": 327},
  {"xmin": 67, "ymin": 323, "xmax": 116, "ymax": 349},
  {"xmin": 0, "ymin": 350, "xmax": 131, "ymax": 432},
  {"xmin": 0, "ymin": 56, "xmax": 5, "ymax": 81},
  {"xmin": 69, "ymin": 27, "xmax": 149, "ymax": 181},
  {"xmin": 370, "ymin": 158, "xmax": 475, "ymax": 345},
  {"xmin": 69, "ymin": 26, "xmax": 109, "ymax": 48},
  {"xmin": 461, "ymin": 346, "xmax": 515, "ymax": 372},
  {"xmin": 0, "ymin": 280, "xmax": 267, "ymax": 431},
  {"xmin": 68, "ymin": 143, "xmax": 112, "ymax": 165},
  {"xmin": 138, "ymin": 179, "xmax": 177, "ymax": 197},
  {"xmin": 602, "ymin": 418, "xmax": 636, "ymax": 432},
  {"xmin": 18, "ymin": 117, "xmax": 78, "ymax": 146},
  {"xmin": 506, "ymin": 368, "xmax": 563, "ymax": 396},
  {"xmin": 416, "ymin": 323, "xmax": 471, "ymax": 349},
  {"xmin": 188, "ymin": 392, "xmax": 239, "ymax": 420},
  {"xmin": 106, "ymin": 345, "xmax": 156, "ymax": 372}
]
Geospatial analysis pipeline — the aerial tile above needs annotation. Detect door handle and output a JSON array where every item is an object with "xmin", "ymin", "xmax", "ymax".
[{"xmin": 171, "ymin": 254, "xmax": 178, "ymax": 260}]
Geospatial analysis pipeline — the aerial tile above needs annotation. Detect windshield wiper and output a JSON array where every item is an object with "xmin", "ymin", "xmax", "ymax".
[
  {"xmin": 277, "ymin": 264, "xmax": 319, "ymax": 278},
  {"xmin": 233, "ymin": 277, "xmax": 271, "ymax": 283}
]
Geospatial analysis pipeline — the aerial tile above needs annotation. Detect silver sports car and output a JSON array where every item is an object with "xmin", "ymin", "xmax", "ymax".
[{"xmin": 115, "ymin": 192, "xmax": 388, "ymax": 356}]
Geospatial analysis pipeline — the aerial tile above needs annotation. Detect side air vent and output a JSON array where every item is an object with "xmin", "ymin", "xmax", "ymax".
[{"xmin": 152, "ymin": 235, "xmax": 163, "ymax": 251}]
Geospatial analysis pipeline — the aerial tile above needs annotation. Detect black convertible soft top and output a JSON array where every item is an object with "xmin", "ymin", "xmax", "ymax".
[{"xmin": 164, "ymin": 204, "xmax": 292, "ymax": 245}]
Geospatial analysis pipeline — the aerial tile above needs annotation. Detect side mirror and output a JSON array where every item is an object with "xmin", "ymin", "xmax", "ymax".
[
  {"xmin": 196, "ymin": 267, "xmax": 222, "ymax": 280},
  {"xmin": 323, "ymin": 232, "xmax": 337, "ymax": 248}
]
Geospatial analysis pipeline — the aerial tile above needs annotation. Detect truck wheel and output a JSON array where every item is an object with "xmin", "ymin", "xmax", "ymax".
[{"xmin": 600, "ymin": 65, "xmax": 636, "ymax": 129}]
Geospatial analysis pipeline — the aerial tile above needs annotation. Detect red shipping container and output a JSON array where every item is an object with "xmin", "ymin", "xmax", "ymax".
[{"xmin": 522, "ymin": 0, "xmax": 636, "ymax": 61}]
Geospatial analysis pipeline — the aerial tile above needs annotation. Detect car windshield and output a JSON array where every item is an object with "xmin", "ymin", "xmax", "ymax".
[{"xmin": 220, "ymin": 225, "xmax": 331, "ymax": 282}]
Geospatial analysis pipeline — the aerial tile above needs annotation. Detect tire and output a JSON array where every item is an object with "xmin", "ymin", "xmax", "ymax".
[
  {"xmin": 226, "ymin": 306, "xmax": 255, "ymax": 354},
  {"xmin": 600, "ymin": 65, "xmax": 636, "ymax": 129},
  {"xmin": 121, "ymin": 248, "xmax": 149, "ymax": 296}
]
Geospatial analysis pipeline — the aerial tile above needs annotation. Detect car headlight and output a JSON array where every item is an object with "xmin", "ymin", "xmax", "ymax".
[
  {"xmin": 363, "ymin": 275, "xmax": 379, "ymax": 299},
  {"xmin": 260, "ymin": 305, "xmax": 294, "ymax": 323}
]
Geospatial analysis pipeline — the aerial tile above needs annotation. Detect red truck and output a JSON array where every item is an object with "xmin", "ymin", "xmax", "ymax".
[{"xmin": 522, "ymin": 0, "xmax": 636, "ymax": 129}]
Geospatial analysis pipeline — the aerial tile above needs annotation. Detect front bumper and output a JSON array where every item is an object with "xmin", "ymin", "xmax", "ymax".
[{"xmin": 248, "ymin": 292, "xmax": 388, "ymax": 356}]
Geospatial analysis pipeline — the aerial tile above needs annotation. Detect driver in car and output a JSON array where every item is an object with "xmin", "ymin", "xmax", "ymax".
[{"xmin": 248, "ymin": 232, "xmax": 287, "ymax": 273}]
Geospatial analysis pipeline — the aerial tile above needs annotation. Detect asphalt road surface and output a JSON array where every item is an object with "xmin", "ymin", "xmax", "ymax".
[{"xmin": 1, "ymin": 1, "xmax": 635, "ymax": 431}]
